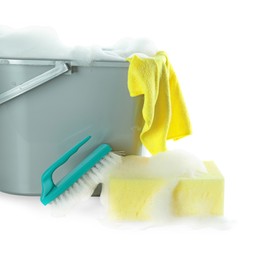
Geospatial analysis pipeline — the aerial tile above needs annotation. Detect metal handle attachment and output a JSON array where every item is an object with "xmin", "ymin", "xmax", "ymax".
[{"xmin": 0, "ymin": 61, "xmax": 69, "ymax": 105}]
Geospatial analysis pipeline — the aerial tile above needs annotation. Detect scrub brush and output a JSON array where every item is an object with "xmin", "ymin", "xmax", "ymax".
[{"xmin": 40, "ymin": 136, "xmax": 122, "ymax": 216}]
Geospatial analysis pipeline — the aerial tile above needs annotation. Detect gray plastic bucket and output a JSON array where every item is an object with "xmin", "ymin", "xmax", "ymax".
[{"xmin": 0, "ymin": 59, "xmax": 143, "ymax": 195}]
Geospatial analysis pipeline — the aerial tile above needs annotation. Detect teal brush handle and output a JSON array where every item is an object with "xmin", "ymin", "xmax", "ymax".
[{"xmin": 41, "ymin": 136, "xmax": 91, "ymax": 199}]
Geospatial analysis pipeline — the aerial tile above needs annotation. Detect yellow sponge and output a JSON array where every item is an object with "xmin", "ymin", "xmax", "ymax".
[
  {"xmin": 105, "ymin": 160, "xmax": 224, "ymax": 221},
  {"xmin": 173, "ymin": 161, "xmax": 224, "ymax": 216},
  {"xmin": 108, "ymin": 178, "xmax": 168, "ymax": 221}
]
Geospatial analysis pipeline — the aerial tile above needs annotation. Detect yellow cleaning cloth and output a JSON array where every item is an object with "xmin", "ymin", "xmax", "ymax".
[{"xmin": 127, "ymin": 51, "xmax": 192, "ymax": 154}]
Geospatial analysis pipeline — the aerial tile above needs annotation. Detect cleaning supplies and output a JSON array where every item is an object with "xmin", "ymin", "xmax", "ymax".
[
  {"xmin": 100, "ymin": 151, "xmax": 224, "ymax": 221},
  {"xmin": 127, "ymin": 51, "xmax": 192, "ymax": 155},
  {"xmin": 41, "ymin": 143, "xmax": 224, "ymax": 220},
  {"xmin": 40, "ymin": 136, "xmax": 122, "ymax": 216}
]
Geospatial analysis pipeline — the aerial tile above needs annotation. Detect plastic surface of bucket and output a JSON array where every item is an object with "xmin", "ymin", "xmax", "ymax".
[{"xmin": 0, "ymin": 59, "xmax": 143, "ymax": 195}]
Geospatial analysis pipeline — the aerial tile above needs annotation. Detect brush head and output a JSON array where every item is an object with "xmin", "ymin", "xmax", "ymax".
[
  {"xmin": 49, "ymin": 151, "xmax": 122, "ymax": 217},
  {"xmin": 41, "ymin": 139, "xmax": 113, "ymax": 205},
  {"xmin": 40, "ymin": 136, "xmax": 123, "ymax": 216}
]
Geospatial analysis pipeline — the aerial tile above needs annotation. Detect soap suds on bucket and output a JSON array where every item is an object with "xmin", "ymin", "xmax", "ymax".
[{"xmin": 0, "ymin": 26, "xmax": 158, "ymax": 64}]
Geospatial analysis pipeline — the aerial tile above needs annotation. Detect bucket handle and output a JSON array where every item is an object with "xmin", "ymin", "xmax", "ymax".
[{"xmin": 0, "ymin": 61, "xmax": 70, "ymax": 105}]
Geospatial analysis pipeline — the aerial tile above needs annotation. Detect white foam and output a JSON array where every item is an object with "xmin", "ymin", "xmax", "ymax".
[
  {"xmin": 0, "ymin": 26, "xmax": 72, "ymax": 60},
  {"xmin": 149, "ymin": 150, "xmax": 207, "ymax": 178},
  {"xmin": 108, "ymin": 150, "xmax": 207, "ymax": 179},
  {"xmin": 0, "ymin": 26, "xmax": 158, "ymax": 64}
]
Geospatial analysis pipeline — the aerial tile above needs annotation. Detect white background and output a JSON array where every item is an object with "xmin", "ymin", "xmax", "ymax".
[{"xmin": 1, "ymin": 0, "xmax": 280, "ymax": 259}]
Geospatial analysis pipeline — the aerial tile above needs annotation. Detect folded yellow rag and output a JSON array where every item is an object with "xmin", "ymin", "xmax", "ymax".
[{"xmin": 127, "ymin": 51, "xmax": 192, "ymax": 154}]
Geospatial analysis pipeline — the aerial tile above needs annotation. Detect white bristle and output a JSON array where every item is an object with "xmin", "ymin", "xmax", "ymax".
[{"xmin": 50, "ymin": 151, "xmax": 122, "ymax": 217}]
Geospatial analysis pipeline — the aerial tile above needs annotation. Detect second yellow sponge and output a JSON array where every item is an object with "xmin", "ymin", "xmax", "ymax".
[{"xmin": 173, "ymin": 161, "xmax": 224, "ymax": 216}]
